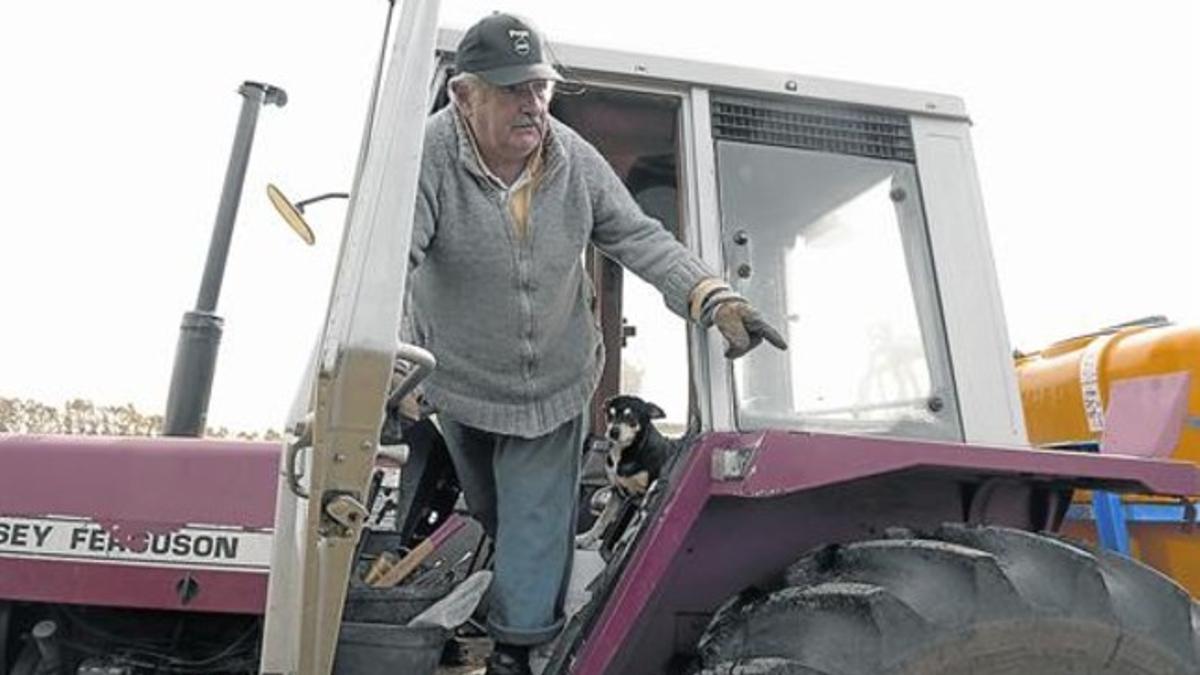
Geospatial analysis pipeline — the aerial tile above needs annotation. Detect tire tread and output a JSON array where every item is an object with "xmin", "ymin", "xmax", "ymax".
[{"xmin": 694, "ymin": 524, "xmax": 1200, "ymax": 675}]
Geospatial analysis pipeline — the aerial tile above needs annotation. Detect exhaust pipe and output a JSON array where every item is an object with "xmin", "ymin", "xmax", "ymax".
[{"xmin": 31, "ymin": 620, "xmax": 61, "ymax": 675}]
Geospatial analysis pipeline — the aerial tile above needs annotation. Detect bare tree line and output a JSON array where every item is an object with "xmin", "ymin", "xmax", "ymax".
[{"xmin": 0, "ymin": 397, "xmax": 281, "ymax": 441}]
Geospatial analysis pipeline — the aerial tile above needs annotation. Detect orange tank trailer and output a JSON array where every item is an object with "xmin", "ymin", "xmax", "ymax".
[{"xmin": 1016, "ymin": 319, "xmax": 1200, "ymax": 594}]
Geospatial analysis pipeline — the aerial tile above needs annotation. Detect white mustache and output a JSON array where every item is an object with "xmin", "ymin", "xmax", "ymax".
[{"xmin": 513, "ymin": 114, "xmax": 542, "ymax": 129}]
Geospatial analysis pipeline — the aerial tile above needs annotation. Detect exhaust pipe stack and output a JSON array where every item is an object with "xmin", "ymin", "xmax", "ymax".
[{"xmin": 162, "ymin": 81, "xmax": 287, "ymax": 437}]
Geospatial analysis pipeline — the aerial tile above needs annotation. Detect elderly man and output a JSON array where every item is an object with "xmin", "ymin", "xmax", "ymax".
[{"xmin": 404, "ymin": 12, "xmax": 785, "ymax": 675}]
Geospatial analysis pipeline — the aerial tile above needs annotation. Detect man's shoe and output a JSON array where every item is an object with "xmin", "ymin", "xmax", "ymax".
[{"xmin": 484, "ymin": 649, "xmax": 533, "ymax": 675}]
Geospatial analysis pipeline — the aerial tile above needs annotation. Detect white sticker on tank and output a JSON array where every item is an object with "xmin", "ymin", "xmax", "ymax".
[
  {"xmin": 1079, "ymin": 335, "xmax": 1114, "ymax": 433},
  {"xmin": 0, "ymin": 514, "xmax": 272, "ymax": 573}
]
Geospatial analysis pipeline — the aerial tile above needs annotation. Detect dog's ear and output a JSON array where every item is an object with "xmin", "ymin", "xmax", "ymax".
[
  {"xmin": 602, "ymin": 396, "xmax": 618, "ymax": 416},
  {"xmin": 646, "ymin": 402, "xmax": 666, "ymax": 419}
]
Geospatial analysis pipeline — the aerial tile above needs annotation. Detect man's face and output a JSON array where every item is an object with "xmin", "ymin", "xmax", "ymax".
[{"xmin": 464, "ymin": 79, "xmax": 554, "ymax": 167}]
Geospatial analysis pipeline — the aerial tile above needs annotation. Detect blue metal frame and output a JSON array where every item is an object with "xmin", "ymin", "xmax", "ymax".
[
  {"xmin": 1065, "ymin": 490, "xmax": 1199, "ymax": 556},
  {"xmin": 1089, "ymin": 491, "xmax": 1132, "ymax": 555}
]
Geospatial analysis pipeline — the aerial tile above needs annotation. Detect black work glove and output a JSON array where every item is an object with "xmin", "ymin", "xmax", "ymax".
[{"xmin": 712, "ymin": 300, "xmax": 788, "ymax": 359}]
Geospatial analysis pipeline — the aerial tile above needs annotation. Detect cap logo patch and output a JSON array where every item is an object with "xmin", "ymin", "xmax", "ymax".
[{"xmin": 508, "ymin": 29, "xmax": 531, "ymax": 56}]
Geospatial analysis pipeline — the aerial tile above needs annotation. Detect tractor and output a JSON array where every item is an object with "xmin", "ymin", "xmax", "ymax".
[{"xmin": 2, "ymin": 2, "xmax": 1199, "ymax": 674}]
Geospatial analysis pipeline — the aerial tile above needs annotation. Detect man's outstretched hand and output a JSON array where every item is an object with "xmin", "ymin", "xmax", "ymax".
[{"xmin": 713, "ymin": 300, "xmax": 788, "ymax": 359}]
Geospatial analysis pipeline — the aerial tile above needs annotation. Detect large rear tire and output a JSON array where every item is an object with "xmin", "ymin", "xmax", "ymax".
[{"xmin": 694, "ymin": 524, "xmax": 1200, "ymax": 675}]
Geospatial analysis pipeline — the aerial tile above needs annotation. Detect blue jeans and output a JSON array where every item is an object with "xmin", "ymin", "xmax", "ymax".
[{"xmin": 438, "ymin": 413, "xmax": 584, "ymax": 645}]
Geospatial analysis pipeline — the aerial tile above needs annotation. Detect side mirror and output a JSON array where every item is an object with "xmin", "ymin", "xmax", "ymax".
[{"xmin": 267, "ymin": 183, "xmax": 317, "ymax": 245}]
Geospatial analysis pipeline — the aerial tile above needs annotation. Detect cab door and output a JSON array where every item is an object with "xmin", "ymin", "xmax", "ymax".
[{"xmin": 259, "ymin": 1, "xmax": 441, "ymax": 672}]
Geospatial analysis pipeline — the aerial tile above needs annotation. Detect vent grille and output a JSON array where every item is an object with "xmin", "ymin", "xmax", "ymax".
[{"xmin": 712, "ymin": 96, "xmax": 915, "ymax": 162}]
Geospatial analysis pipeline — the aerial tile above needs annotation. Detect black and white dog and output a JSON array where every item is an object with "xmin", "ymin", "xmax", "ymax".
[{"xmin": 576, "ymin": 395, "xmax": 677, "ymax": 549}]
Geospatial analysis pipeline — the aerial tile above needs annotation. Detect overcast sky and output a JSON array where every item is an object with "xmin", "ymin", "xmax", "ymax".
[{"xmin": 0, "ymin": 1, "xmax": 1195, "ymax": 433}]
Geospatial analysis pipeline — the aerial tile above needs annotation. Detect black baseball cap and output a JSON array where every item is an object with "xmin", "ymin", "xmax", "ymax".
[{"xmin": 455, "ymin": 13, "xmax": 563, "ymax": 86}]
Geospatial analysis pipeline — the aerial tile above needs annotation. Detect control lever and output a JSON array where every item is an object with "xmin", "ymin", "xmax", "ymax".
[{"xmin": 387, "ymin": 343, "xmax": 437, "ymax": 410}]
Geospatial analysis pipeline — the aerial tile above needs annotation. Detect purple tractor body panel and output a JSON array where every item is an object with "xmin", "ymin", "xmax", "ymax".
[
  {"xmin": 571, "ymin": 430, "xmax": 1200, "ymax": 675},
  {"xmin": 713, "ymin": 430, "xmax": 1200, "ymax": 498},
  {"xmin": 0, "ymin": 435, "xmax": 278, "ymax": 614},
  {"xmin": 0, "ymin": 557, "xmax": 269, "ymax": 614}
]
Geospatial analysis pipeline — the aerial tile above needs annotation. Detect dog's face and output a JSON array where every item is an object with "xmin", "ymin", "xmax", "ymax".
[{"xmin": 603, "ymin": 395, "xmax": 665, "ymax": 453}]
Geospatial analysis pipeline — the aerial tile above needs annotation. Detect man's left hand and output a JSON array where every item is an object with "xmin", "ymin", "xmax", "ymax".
[{"xmin": 713, "ymin": 301, "xmax": 788, "ymax": 359}]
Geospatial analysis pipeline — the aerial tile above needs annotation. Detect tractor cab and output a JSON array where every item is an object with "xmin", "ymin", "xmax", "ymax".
[{"xmin": 259, "ymin": 6, "xmax": 1198, "ymax": 675}]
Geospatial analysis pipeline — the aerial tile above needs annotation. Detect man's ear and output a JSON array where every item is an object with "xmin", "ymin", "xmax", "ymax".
[
  {"xmin": 646, "ymin": 403, "xmax": 666, "ymax": 420},
  {"xmin": 450, "ymin": 80, "xmax": 473, "ymax": 114}
]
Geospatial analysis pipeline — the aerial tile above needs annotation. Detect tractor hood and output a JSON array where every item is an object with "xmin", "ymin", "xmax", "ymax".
[{"xmin": 0, "ymin": 434, "xmax": 278, "ymax": 614}]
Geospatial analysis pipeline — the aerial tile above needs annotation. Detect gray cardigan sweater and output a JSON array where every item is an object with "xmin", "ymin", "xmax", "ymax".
[{"xmin": 405, "ymin": 106, "xmax": 715, "ymax": 437}]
